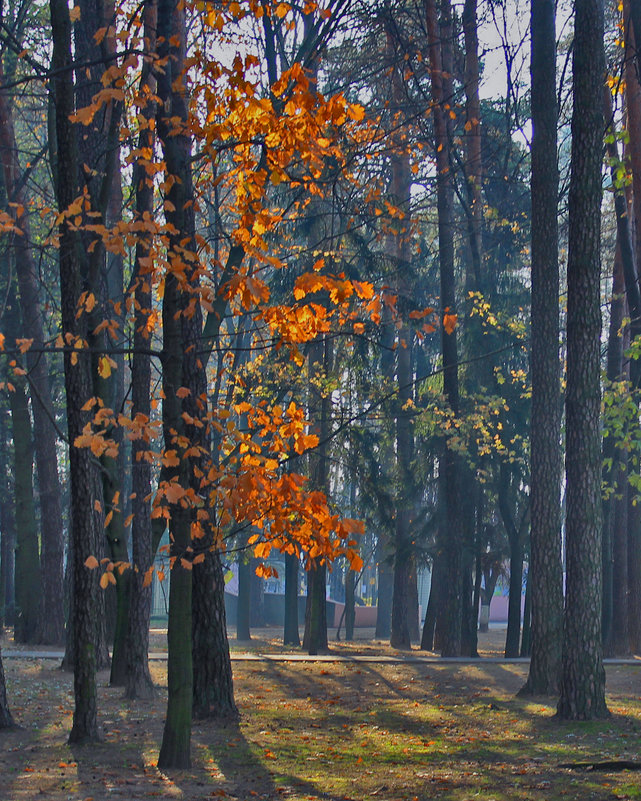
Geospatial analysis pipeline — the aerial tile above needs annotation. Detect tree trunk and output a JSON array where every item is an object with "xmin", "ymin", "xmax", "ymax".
[
  {"xmin": 237, "ymin": 552, "xmax": 251, "ymax": 641},
  {"xmin": 124, "ymin": 0, "xmax": 157, "ymax": 702},
  {"xmin": 520, "ymin": 0, "xmax": 563, "ymax": 697},
  {"xmin": 0, "ymin": 41, "xmax": 65, "ymax": 646},
  {"xmin": 345, "ymin": 567, "xmax": 355, "ymax": 642},
  {"xmin": 0, "ymin": 645, "xmax": 14, "ymax": 729},
  {"xmin": 426, "ymin": 0, "xmax": 462, "ymax": 657},
  {"xmin": 303, "ymin": 334, "xmax": 331, "ymax": 655},
  {"xmin": 9, "ymin": 376, "xmax": 41, "ymax": 644},
  {"xmin": 50, "ymin": 0, "xmax": 102, "ymax": 742},
  {"xmin": 624, "ymin": 0, "xmax": 641, "ymax": 654},
  {"xmin": 0, "ymin": 408, "xmax": 16, "ymax": 629},
  {"xmin": 557, "ymin": 0, "xmax": 608, "ymax": 720},
  {"xmin": 283, "ymin": 552, "xmax": 300, "ymax": 646},
  {"xmin": 191, "ymin": 550, "xmax": 238, "ymax": 720}
]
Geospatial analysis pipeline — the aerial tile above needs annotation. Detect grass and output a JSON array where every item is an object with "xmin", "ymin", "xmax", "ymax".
[{"xmin": 1, "ymin": 650, "xmax": 641, "ymax": 800}]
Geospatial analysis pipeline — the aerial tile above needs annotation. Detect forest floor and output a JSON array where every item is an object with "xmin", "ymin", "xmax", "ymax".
[{"xmin": 1, "ymin": 628, "xmax": 641, "ymax": 800}]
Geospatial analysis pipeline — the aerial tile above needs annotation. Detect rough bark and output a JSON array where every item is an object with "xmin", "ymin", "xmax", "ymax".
[
  {"xmin": 191, "ymin": 550, "xmax": 237, "ymax": 720},
  {"xmin": 520, "ymin": 0, "xmax": 563, "ymax": 697},
  {"xmin": 557, "ymin": 0, "xmax": 608, "ymax": 720},
  {"xmin": 50, "ymin": 0, "xmax": 102, "ymax": 743},
  {"xmin": 426, "ymin": 0, "xmax": 462, "ymax": 657}
]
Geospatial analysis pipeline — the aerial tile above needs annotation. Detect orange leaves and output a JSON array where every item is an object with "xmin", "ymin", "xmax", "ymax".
[{"xmin": 443, "ymin": 312, "xmax": 458, "ymax": 335}]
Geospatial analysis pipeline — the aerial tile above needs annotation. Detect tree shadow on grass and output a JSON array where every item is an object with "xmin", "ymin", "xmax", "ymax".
[{"xmin": 199, "ymin": 715, "xmax": 358, "ymax": 801}]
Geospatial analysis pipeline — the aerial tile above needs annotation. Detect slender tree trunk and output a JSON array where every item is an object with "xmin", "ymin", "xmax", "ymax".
[
  {"xmin": 557, "ymin": 0, "xmax": 608, "ymax": 720},
  {"xmin": 624, "ymin": 0, "xmax": 641, "ymax": 654},
  {"xmin": 125, "ymin": 0, "xmax": 157, "ymax": 701},
  {"xmin": 9, "ymin": 376, "xmax": 41, "ymax": 644},
  {"xmin": 520, "ymin": 0, "xmax": 563, "ymax": 697},
  {"xmin": 0, "ymin": 408, "xmax": 16, "ymax": 629},
  {"xmin": 50, "ymin": 0, "xmax": 102, "ymax": 742},
  {"xmin": 283, "ymin": 552, "xmax": 300, "ymax": 646},
  {"xmin": 237, "ymin": 552, "xmax": 251, "ymax": 640},
  {"xmin": 426, "ymin": 0, "xmax": 462, "ymax": 657}
]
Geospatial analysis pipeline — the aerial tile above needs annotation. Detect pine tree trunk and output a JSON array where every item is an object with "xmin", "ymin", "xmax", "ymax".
[
  {"xmin": 426, "ymin": 0, "xmax": 462, "ymax": 657},
  {"xmin": 520, "ymin": 0, "xmax": 563, "ymax": 697},
  {"xmin": 557, "ymin": 0, "xmax": 608, "ymax": 720},
  {"xmin": 192, "ymin": 550, "xmax": 237, "ymax": 720}
]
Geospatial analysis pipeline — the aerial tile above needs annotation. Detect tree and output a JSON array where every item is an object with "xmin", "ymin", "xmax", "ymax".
[
  {"xmin": 49, "ymin": 0, "xmax": 103, "ymax": 743},
  {"xmin": 557, "ymin": 0, "xmax": 609, "ymax": 721},
  {"xmin": 520, "ymin": 0, "xmax": 563, "ymax": 696},
  {"xmin": 425, "ymin": 0, "xmax": 462, "ymax": 658}
]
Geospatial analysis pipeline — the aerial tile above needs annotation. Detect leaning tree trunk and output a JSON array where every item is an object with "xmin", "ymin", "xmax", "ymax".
[
  {"xmin": 520, "ymin": 0, "xmax": 563, "ymax": 697},
  {"xmin": 557, "ymin": 0, "xmax": 608, "ymax": 720}
]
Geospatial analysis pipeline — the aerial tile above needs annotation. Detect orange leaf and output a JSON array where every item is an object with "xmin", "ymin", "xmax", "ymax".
[
  {"xmin": 84, "ymin": 555, "xmax": 99, "ymax": 570},
  {"xmin": 443, "ymin": 312, "xmax": 458, "ymax": 335}
]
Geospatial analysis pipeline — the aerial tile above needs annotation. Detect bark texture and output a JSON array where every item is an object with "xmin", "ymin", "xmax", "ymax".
[
  {"xmin": 425, "ymin": 0, "xmax": 462, "ymax": 657},
  {"xmin": 557, "ymin": 0, "xmax": 608, "ymax": 720},
  {"xmin": 520, "ymin": 0, "xmax": 563, "ymax": 697}
]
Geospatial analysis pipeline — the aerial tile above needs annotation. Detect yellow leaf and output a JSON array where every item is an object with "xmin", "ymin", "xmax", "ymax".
[
  {"xmin": 99, "ymin": 572, "xmax": 110, "ymax": 589},
  {"xmin": 84, "ymin": 555, "xmax": 99, "ymax": 570},
  {"xmin": 98, "ymin": 356, "xmax": 112, "ymax": 379}
]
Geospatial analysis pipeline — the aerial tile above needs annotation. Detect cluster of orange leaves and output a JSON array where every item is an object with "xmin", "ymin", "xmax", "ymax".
[{"xmin": 1, "ymin": 0, "xmax": 457, "ymax": 580}]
